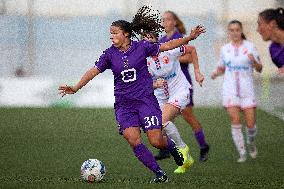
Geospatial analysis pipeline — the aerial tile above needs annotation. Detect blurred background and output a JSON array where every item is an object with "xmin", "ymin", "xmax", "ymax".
[{"xmin": 0, "ymin": 0, "xmax": 283, "ymax": 119}]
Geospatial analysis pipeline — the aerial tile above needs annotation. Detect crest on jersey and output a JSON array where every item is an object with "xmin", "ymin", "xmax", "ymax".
[{"xmin": 162, "ymin": 56, "xmax": 169, "ymax": 64}]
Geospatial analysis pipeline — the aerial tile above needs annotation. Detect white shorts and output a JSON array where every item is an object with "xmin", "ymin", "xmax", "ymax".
[
  {"xmin": 157, "ymin": 87, "xmax": 191, "ymax": 111},
  {"xmin": 222, "ymin": 95, "xmax": 257, "ymax": 109}
]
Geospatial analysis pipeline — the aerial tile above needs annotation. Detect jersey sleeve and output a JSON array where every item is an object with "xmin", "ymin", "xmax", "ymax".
[
  {"xmin": 142, "ymin": 40, "xmax": 160, "ymax": 57},
  {"xmin": 167, "ymin": 45, "xmax": 186, "ymax": 57},
  {"xmin": 94, "ymin": 50, "xmax": 111, "ymax": 73}
]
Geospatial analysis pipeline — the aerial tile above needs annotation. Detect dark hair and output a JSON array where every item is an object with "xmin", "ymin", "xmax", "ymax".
[
  {"xmin": 259, "ymin": 7, "xmax": 284, "ymax": 30},
  {"xmin": 141, "ymin": 31, "xmax": 159, "ymax": 41},
  {"xmin": 111, "ymin": 5, "xmax": 164, "ymax": 39},
  {"xmin": 165, "ymin": 11, "xmax": 186, "ymax": 35},
  {"xmin": 228, "ymin": 20, "xmax": 246, "ymax": 40}
]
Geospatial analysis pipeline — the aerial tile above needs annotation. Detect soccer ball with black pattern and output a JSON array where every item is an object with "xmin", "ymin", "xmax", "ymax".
[{"xmin": 80, "ymin": 159, "xmax": 106, "ymax": 182}]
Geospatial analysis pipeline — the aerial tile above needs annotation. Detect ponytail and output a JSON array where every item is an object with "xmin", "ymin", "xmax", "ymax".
[
  {"xmin": 241, "ymin": 33, "xmax": 246, "ymax": 40},
  {"xmin": 111, "ymin": 6, "xmax": 164, "ymax": 39}
]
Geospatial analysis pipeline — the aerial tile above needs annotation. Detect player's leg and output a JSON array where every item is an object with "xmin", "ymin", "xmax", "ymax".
[
  {"xmin": 243, "ymin": 107, "xmax": 257, "ymax": 159},
  {"xmin": 115, "ymin": 102, "xmax": 167, "ymax": 182},
  {"xmin": 146, "ymin": 129, "xmax": 183, "ymax": 166},
  {"xmin": 122, "ymin": 127, "xmax": 168, "ymax": 183},
  {"xmin": 162, "ymin": 103, "xmax": 186, "ymax": 150},
  {"xmin": 226, "ymin": 106, "xmax": 246, "ymax": 162},
  {"xmin": 161, "ymin": 103, "xmax": 194, "ymax": 173},
  {"xmin": 153, "ymin": 99, "xmax": 171, "ymax": 160},
  {"xmin": 138, "ymin": 94, "xmax": 184, "ymax": 167},
  {"xmin": 181, "ymin": 106, "xmax": 210, "ymax": 162}
]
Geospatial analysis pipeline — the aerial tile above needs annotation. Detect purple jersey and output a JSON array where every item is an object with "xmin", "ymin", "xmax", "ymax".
[
  {"xmin": 159, "ymin": 30, "xmax": 192, "ymax": 84},
  {"xmin": 269, "ymin": 42, "xmax": 284, "ymax": 68},
  {"xmin": 95, "ymin": 40, "xmax": 160, "ymax": 102}
]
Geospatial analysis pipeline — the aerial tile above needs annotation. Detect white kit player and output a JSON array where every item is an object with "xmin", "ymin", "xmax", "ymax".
[
  {"xmin": 143, "ymin": 32, "xmax": 194, "ymax": 174},
  {"xmin": 217, "ymin": 41, "xmax": 260, "ymax": 109},
  {"xmin": 211, "ymin": 20, "xmax": 262, "ymax": 162}
]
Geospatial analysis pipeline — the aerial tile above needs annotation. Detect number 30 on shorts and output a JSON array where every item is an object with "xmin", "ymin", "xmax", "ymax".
[
  {"xmin": 144, "ymin": 116, "xmax": 159, "ymax": 129},
  {"xmin": 121, "ymin": 68, "xmax": 136, "ymax": 82}
]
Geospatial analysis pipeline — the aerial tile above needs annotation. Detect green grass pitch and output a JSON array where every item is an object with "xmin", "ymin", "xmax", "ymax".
[{"xmin": 0, "ymin": 107, "xmax": 283, "ymax": 189}]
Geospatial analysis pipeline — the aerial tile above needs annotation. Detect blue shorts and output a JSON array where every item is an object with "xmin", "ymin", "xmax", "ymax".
[{"xmin": 114, "ymin": 93, "xmax": 162, "ymax": 135}]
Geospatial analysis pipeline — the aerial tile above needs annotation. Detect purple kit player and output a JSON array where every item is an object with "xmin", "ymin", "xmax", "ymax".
[
  {"xmin": 155, "ymin": 10, "xmax": 210, "ymax": 162},
  {"xmin": 58, "ymin": 6, "xmax": 205, "ymax": 183},
  {"xmin": 257, "ymin": 7, "xmax": 284, "ymax": 74}
]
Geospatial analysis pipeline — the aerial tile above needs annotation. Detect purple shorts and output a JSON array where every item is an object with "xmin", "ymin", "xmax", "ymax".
[{"xmin": 114, "ymin": 93, "xmax": 162, "ymax": 135}]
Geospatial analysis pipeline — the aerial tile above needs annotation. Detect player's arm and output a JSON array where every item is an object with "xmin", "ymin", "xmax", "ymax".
[
  {"xmin": 211, "ymin": 66, "xmax": 225, "ymax": 80},
  {"xmin": 159, "ymin": 25, "xmax": 205, "ymax": 52},
  {"xmin": 58, "ymin": 67, "xmax": 100, "ymax": 97},
  {"xmin": 248, "ymin": 54, "xmax": 262, "ymax": 73},
  {"xmin": 180, "ymin": 45, "xmax": 204, "ymax": 86}
]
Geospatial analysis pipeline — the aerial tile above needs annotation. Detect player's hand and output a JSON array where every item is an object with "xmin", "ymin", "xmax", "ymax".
[
  {"xmin": 189, "ymin": 25, "xmax": 206, "ymax": 40},
  {"xmin": 155, "ymin": 78, "xmax": 166, "ymax": 89},
  {"xmin": 194, "ymin": 71, "xmax": 204, "ymax": 87},
  {"xmin": 58, "ymin": 85, "xmax": 77, "ymax": 97}
]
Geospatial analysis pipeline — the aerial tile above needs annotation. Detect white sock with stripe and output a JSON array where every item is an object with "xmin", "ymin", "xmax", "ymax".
[
  {"xmin": 164, "ymin": 121, "xmax": 186, "ymax": 149},
  {"xmin": 231, "ymin": 124, "xmax": 246, "ymax": 156}
]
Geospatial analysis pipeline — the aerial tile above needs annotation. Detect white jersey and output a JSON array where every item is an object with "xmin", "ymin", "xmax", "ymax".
[
  {"xmin": 147, "ymin": 45, "xmax": 191, "ymax": 107},
  {"xmin": 218, "ymin": 40, "xmax": 261, "ymax": 108}
]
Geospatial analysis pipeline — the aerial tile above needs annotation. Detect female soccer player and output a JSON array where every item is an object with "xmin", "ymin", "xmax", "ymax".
[
  {"xmin": 58, "ymin": 6, "xmax": 205, "ymax": 183},
  {"xmin": 143, "ymin": 31, "xmax": 194, "ymax": 174},
  {"xmin": 211, "ymin": 20, "xmax": 262, "ymax": 162},
  {"xmin": 257, "ymin": 7, "xmax": 284, "ymax": 73},
  {"xmin": 155, "ymin": 10, "xmax": 210, "ymax": 162}
]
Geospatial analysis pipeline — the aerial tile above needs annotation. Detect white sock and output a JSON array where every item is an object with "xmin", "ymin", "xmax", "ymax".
[
  {"xmin": 231, "ymin": 124, "xmax": 246, "ymax": 156},
  {"xmin": 164, "ymin": 121, "xmax": 186, "ymax": 149},
  {"xmin": 246, "ymin": 125, "xmax": 257, "ymax": 144}
]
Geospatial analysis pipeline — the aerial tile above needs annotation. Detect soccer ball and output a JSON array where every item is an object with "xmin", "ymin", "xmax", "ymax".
[{"xmin": 80, "ymin": 159, "xmax": 106, "ymax": 182}]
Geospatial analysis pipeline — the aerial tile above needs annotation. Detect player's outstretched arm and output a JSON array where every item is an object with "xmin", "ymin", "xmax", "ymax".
[
  {"xmin": 159, "ymin": 25, "xmax": 206, "ymax": 52},
  {"xmin": 58, "ymin": 67, "xmax": 100, "ymax": 97},
  {"xmin": 211, "ymin": 66, "xmax": 225, "ymax": 80}
]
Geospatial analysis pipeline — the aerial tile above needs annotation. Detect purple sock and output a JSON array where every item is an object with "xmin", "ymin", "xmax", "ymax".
[
  {"xmin": 194, "ymin": 129, "xmax": 208, "ymax": 149},
  {"xmin": 133, "ymin": 143, "xmax": 162, "ymax": 175}
]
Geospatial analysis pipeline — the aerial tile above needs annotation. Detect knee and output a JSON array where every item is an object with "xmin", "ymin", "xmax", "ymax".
[
  {"xmin": 124, "ymin": 134, "xmax": 141, "ymax": 148},
  {"xmin": 231, "ymin": 117, "xmax": 240, "ymax": 125}
]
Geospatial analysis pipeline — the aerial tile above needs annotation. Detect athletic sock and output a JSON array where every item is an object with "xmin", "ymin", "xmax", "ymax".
[
  {"xmin": 194, "ymin": 129, "xmax": 208, "ymax": 149},
  {"xmin": 133, "ymin": 143, "xmax": 162, "ymax": 175},
  {"xmin": 246, "ymin": 125, "xmax": 257, "ymax": 144},
  {"xmin": 164, "ymin": 121, "xmax": 186, "ymax": 149},
  {"xmin": 231, "ymin": 124, "xmax": 246, "ymax": 156}
]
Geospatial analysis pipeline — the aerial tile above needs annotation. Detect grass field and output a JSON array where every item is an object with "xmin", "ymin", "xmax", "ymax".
[{"xmin": 0, "ymin": 107, "xmax": 283, "ymax": 189}]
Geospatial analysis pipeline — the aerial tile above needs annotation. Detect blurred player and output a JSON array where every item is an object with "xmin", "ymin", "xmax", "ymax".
[
  {"xmin": 58, "ymin": 6, "xmax": 205, "ymax": 183},
  {"xmin": 155, "ymin": 10, "xmax": 210, "ymax": 162},
  {"xmin": 257, "ymin": 7, "xmax": 284, "ymax": 74},
  {"xmin": 143, "ymin": 31, "xmax": 194, "ymax": 174},
  {"xmin": 211, "ymin": 20, "xmax": 262, "ymax": 162}
]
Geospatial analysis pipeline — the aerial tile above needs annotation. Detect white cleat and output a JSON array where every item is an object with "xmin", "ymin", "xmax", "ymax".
[
  {"xmin": 237, "ymin": 154, "xmax": 247, "ymax": 163},
  {"xmin": 249, "ymin": 145, "xmax": 257, "ymax": 159}
]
